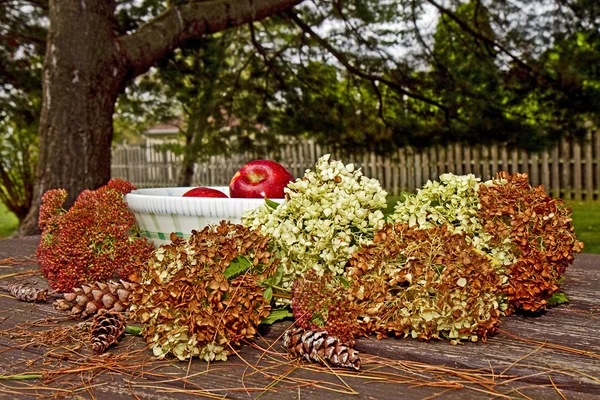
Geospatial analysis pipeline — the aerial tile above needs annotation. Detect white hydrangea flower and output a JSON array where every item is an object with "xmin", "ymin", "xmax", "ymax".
[{"xmin": 242, "ymin": 155, "xmax": 387, "ymax": 286}]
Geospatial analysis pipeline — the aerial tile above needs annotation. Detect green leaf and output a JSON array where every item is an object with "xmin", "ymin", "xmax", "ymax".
[
  {"xmin": 0, "ymin": 374, "xmax": 43, "ymax": 380},
  {"xmin": 338, "ymin": 276, "xmax": 351, "ymax": 289},
  {"xmin": 224, "ymin": 256, "xmax": 253, "ymax": 280},
  {"xmin": 547, "ymin": 292, "xmax": 569, "ymax": 306},
  {"xmin": 260, "ymin": 307, "xmax": 293, "ymax": 325},
  {"xmin": 125, "ymin": 325, "xmax": 143, "ymax": 336},
  {"xmin": 264, "ymin": 198, "xmax": 281, "ymax": 210},
  {"xmin": 263, "ymin": 287, "xmax": 273, "ymax": 301}
]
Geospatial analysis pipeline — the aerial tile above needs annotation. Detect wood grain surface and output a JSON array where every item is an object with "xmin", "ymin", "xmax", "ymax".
[{"xmin": 0, "ymin": 237, "xmax": 598, "ymax": 399}]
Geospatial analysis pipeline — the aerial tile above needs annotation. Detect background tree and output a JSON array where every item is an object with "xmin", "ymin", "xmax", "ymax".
[
  {"xmin": 13, "ymin": 0, "xmax": 303, "ymax": 236},
  {"xmin": 124, "ymin": 28, "xmax": 288, "ymax": 186},
  {"xmin": 0, "ymin": 0, "xmax": 47, "ymax": 222},
  {"xmin": 4, "ymin": 0, "xmax": 599, "ymax": 236}
]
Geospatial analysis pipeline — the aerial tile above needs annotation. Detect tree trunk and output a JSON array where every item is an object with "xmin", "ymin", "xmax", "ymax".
[{"xmin": 15, "ymin": 0, "xmax": 127, "ymax": 236}]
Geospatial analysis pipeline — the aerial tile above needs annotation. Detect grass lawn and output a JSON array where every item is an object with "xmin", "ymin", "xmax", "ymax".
[
  {"xmin": 0, "ymin": 202, "xmax": 19, "ymax": 238},
  {"xmin": 565, "ymin": 200, "xmax": 600, "ymax": 254},
  {"xmin": 386, "ymin": 196, "xmax": 600, "ymax": 254}
]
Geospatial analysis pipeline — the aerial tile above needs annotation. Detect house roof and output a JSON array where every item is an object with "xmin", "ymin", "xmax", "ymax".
[{"xmin": 144, "ymin": 120, "xmax": 182, "ymax": 136}]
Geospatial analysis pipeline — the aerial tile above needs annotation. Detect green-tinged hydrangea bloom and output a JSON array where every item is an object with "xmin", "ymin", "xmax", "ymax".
[
  {"xmin": 389, "ymin": 173, "xmax": 515, "ymax": 277},
  {"xmin": 242, "ymin": 154, "xmax": 387, "ymax": 285}
]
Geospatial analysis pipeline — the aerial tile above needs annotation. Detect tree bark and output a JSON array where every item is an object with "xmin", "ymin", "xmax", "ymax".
[
  {"xmin": 15, "ymin": 0, "xmax": 304, "ymax": 236},
  {"xmin": 15, "ymin": 0, "xmax": 127, "ymax": 236}
]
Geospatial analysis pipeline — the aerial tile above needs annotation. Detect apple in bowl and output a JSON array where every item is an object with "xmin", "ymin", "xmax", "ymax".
[
  {"xmin": 229, "ymin": 160, "xmax": 294, "ymax": 199},
  {"xmin": 182, "ymin": 187, "xmax": 229, "ymax": 198}
]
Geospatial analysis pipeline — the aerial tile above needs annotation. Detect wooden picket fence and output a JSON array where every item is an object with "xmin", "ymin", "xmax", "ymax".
[{"xmin": 111, "ymin": 131, "xmax": 600, "ymax": 200}]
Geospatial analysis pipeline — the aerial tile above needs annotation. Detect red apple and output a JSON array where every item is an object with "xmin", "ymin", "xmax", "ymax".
[
  {"xmin": 182, "ymin": 187, "xmax": 228, "ymax": 198},
  {"xmin": 229, "ymin": 160, "xmax": 294, "ymax": 199}
]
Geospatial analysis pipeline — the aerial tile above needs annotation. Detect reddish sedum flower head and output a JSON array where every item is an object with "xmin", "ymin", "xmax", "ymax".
[
  {"xmin": 37, "ymin": 179, "xmax": 154, "ymax": 292},
  {"xmin": 292, "ymin": 270, "xmax": 363, "ymax": 343}
]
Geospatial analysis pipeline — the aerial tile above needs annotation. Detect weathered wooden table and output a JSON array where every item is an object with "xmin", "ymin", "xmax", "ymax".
[{"xmin": 0, "ymin": 236, "xmax": 598, "ymax": 399}]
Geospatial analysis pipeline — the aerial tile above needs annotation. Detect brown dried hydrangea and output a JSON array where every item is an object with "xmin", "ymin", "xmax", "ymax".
[
  {"xmin": 291, "ymin": 269, "xmax": 363, "ymax": 343},
  {"xmin": 347, "ymin": 222, "xmax": 503, "ymax": 343},
  {"xmin": 130, "ymin": 221, "xmax": 279, "ymax": 361},
  {"xmin": 478, "ymin": 172, "xmax": 584, "ymax": 313}
]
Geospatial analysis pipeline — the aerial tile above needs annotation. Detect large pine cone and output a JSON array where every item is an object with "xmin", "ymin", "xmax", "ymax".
[
  {"xmin": 282, "ymin": 328, "xmax": 361, "ymax": 371},
  {"xmin": 90, "ymin": 309, "xmax": 126, "ymax": 354},
  {"xmin": 53, "ymin": 280, "xmax": 136, "ymax": 319}
]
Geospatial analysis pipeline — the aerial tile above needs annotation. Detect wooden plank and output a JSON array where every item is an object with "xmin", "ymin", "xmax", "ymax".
[
  {"xmin": 428, "ymin": 146, "xmax": 437, "ymax": 181},
  {"xmin": 1, "ymin": 238, "xmax": 599, "ymax": 400},
  {"xmin": 420, "ymin": 150, "xmax": 428, "ymax": 186},
  {"xmin": 481, "ymin": 145, "xmax": 489, "ymax": 179},
  {"xmin": 551, "ymin": 146, "xmax": 560, "ymax": 199},
  {"xmin": 399, "ymin": 148, "xmax": 407, "ymax": 193},
  {"xmin": 584, "ymin": 131, "xmax": 593, "ymax": 200},
  {"xmin": 574, "ymin": 138, "xmax": 583, "ymax": 200},
  {"xmin": 541, "ymin": 149, "xmax": 550, "ymax": 193},
  {"xmin": 520, "ymin": 149, "xmax": 530, "ymax": 178},
  {"xmin": 454, "ymin": 143, "xmax": 462, "ymax": 175},
  {"xmin": 463, "ymin": 145, "xmax": 472, "ymax": 175},
  {"xmin": 471, "ymin": 145, "xmax": 485, "ymax": 179},
  {"xmin": 414, "ymin": 151, "xmax": 422, "ymax": 190},
  {"xmin": 490, "ymin": 144, "xmax": 499, "ymax": 176},
  {"xmin": 385, "ymin": 156, "xmax": 395, "ymax": 195},
  {"xmin": 446, "ymin": 144, "xmax": 454, "ymax": 174},
  {"xmin": 511, "ymin": 147, "xmax": 519, "ymax": 174},
  {"xmin": 436, "ymin": 145, "xmax": 445, "ymax": 178},
  {"xmin": 501, "ymin": 145, "xmax": 509, "ymax": 173},
  {"xmin": 529, "ymin": 152, "xmax": 539, "ymax": 187},
  {"xmin": 562, "ymin": 137, "xmax": 571, "ymax": 199}
]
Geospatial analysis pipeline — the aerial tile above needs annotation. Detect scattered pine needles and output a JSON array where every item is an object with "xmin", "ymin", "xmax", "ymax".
[{"xmin": 0, "ymin": 317, "xmax": 598, "ymax": 399}]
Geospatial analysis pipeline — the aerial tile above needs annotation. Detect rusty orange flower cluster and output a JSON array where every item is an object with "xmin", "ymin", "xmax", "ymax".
[
  {"xmin": 478, "ymin": 172, "xmax": 584, "ymax": 313},
  {"xmin": 37, "ymin": 179, "xmax": 154, "ymax": 292}
]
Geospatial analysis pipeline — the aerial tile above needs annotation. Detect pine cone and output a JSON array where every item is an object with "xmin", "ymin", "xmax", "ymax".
[
  {"xmin": 90, "ymin": 309, "xmax": 126, "ymax": 354},
  {"xmin": 53, "ymin": 280, "xmax": 136, "ymax": 319},
  {"xmin": 282, "ymin": 328, "xmax": 361, "ymax": 371},
  {"xmin": 8, "ymin": 282, "xmax": 49, "ymax": 302}
]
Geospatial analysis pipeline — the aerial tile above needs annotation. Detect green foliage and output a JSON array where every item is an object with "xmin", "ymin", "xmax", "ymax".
[
  {"xmin": 223, "ymin": 256, "xmax": 253, "ymax": 280},
  {"xmin": 260, "ymin": 308, "xmax": 294, "ymax": 325},
  {"xmin": 0, "ymin": 2, "xmax": 45, "ymax": 222},
  {"xmin": 547, "ymin": 292, "xmax": 569, "ymax": 306},
  {"xmin": 0, "ymin": 201, "xmax": 18, "ymax": 238}
]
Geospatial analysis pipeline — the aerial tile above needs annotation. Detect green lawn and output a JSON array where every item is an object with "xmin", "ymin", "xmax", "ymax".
[
  {"xmin": 0, "ymin": 202, "xmax": 19, "ymax": 238},
  {"xmin": 566, "ymin": 201, "xmax": 600, "ymax": 254},
  {"xmin": 386, "ymin": 197, "xmax": 600, "ymax": 254}
]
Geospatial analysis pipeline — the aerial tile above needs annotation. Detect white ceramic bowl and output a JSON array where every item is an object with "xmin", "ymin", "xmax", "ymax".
[{"xmin": 125, "ymin": 187, "xmax": 282, "ymax": 247}]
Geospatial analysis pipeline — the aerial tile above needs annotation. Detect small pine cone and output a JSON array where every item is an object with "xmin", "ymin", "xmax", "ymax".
[
  {"xmin": 90, "ymin": 309, "xmax": 126, "ymax": 354},
  {"xmin": 282, "ymin": 328, "xmax": 361, "ymax": 371},
  {"xmin": 8, "ymin": 282, "xmax": 49, "ymax": 302},
  {"xmin": 53, "ymin": 280, "xmax": 136, "ymax": 319}
]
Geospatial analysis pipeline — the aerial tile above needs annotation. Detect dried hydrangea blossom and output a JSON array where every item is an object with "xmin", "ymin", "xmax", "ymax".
[
  {"xmin": 242, "ymin": 154, "xmax": 387, "ymax": 285},
  {"xmin": 130, "ymin": 222, "xmax": 277, "ymax": 361},
  {"xmin": 347, "ymin": 223, "xmax": 503, "ymax": 343},
  {"xmin": 37, "ymin": 179, "xmax": 154, "ymax": 292},
  {"xmin": 389, "ymin": 173, "xmax": 515, "ymax": 273},
  {"xmin": 478, "ymin": 172, "xmax": 583, "ymax": 313}
]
